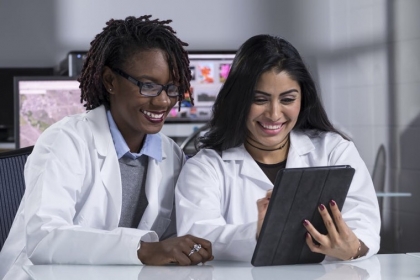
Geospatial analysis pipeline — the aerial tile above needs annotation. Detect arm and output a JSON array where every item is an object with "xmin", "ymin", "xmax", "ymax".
[
  {"xmin": 175, "ymin": 153, "xmax": 258, "ymax": 262},
  {"xmin": 24, "ymin": 128, "xmax": 154, "ymax": 265}
]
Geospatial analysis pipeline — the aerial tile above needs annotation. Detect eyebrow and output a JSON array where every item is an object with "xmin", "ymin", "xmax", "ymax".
[{"xmin": 254, "ymin": 89, "xmax": 299, "ymax": 96}]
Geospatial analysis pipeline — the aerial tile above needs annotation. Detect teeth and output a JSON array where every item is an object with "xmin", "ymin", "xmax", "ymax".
[
  {"xmin": 143, "ymin": 110, "xmax": 164, "ymax": 119},
  {"xmin": 261, "ymin": 123, "xmax": 281, "ymax": 130}
]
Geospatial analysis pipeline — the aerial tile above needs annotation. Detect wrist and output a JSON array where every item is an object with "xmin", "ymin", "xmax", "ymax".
[
  {"xmin": 138, "ymin": 241, "xmax": 152, "ymax": 264},
  {"xmin": 349, "ymin": 239, "xmax": 368, "ymax": 260},
  {"xmin": 349, "ymin": 240, "xmax": 362, "ymax": 260}
]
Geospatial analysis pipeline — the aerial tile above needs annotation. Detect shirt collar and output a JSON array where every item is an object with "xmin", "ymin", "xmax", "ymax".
[{"xmin": 106, "ymin": 110, "xmax": 162, "ymax": 161}]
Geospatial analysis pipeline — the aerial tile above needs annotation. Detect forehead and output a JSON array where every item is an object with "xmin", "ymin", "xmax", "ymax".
[
  {"xmin": 256, "ymin": 70, "xmax": 300, "ymax": 93},
  {"xmin": 123, "ymin": 49, "xmax": 173, "ymax": 81},
  {"xmin": 124, "ymin": 49, "xmax": 168, "ymax": 69}
]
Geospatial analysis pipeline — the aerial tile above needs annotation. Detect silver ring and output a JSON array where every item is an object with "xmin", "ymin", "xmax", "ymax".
[{"xmin": 188, "ymin": 243, "xmax": 202, "ymax": 256}]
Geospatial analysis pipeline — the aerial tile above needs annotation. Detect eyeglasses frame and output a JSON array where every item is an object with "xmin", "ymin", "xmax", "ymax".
[{"xmin": 111, "ymin": 67, "xmax": 181, "ymax": 98}]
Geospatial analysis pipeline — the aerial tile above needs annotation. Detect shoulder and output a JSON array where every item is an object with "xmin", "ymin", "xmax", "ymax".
[
  {"xmin": 187, "ymin": 146, "xmax": 246, "ymax": 168},
  {"xmin": 293, "ymin": 129, "xmax": 351, "ymax": 148},
  {"xmin": 159, "ymin": 132, "xmax": 185, "ymax": 162},
  {"xmin": 37, "ymin": 110, "xmax": 93, "ymax": 144}
]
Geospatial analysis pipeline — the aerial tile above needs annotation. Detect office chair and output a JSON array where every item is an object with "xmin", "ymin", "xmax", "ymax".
[
  {"xmin": 179, "ymin": 124, "xmax": 209, "ymax": 158},
  {"xmin": 0, "ymin": 145, "xmax": 34, "ymax": 251}
]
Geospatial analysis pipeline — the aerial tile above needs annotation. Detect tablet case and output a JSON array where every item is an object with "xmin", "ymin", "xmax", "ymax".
[{"xmin": 251, "ymin": 165, "xmax": 355, "ymax": 266}]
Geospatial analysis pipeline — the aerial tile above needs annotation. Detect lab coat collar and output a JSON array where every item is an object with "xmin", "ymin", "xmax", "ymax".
[
  {"xmin": 85, "ymin": 105, "xmax": 113, "ymax": 157},
  {"xmin": 286, "ymin": 129, "xmax": 316, "ymax": 168},
  {"xmin": 220, "ymin": 130, "xmax": 316, "ymax": 185}
]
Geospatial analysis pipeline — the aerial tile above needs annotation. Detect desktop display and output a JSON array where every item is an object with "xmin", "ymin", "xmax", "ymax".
[
  {"xmin": 14, "ymin": 52, "xmax": 236, "ymax": 148},
  {"xmin": 14, "ymin": 77, "xmax": 84, "ymax": 148},
  {"xmin": 166, "ymin": 51, "xmax": 236, "ymax": 122}
]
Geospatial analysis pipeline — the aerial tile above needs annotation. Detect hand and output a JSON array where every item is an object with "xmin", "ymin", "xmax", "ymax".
[
  {"xmin": 303, "ymin": 200, "xmax": 361, "ymax": 260},
  {"xmin": 138, "ymin": 234, "xmax": 214, "ymax": 265},
  {"xmin": 256, "ymin": 189, "xmax": 272, "ymax": 239}
]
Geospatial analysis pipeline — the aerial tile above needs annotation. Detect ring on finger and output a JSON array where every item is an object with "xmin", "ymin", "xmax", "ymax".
[{"xmin": 188, "ymin": 243, "xmax": 202, "ymax": 256}]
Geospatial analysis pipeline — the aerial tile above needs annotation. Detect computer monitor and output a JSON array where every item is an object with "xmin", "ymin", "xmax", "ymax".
[
  {"xmin": 14, "ymin": 76, "xmax": 85, "ymax": 148},
  {"xmin": 0, "ymin": 68, "xmax": 54, "ymax": 142},
  {"xmin": 166, "ymin": 51, "xmax": 236, "ymax": 123}
]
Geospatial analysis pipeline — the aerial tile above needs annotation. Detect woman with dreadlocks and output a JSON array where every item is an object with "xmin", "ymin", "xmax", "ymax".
[{"xmin": 0, "ymin": 15, "xmax": 213, "ymax": 280}]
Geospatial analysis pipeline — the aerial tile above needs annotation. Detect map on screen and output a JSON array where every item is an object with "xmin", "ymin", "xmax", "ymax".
[{"xmin": 15, "ymin": 78, "xmax": 85, "ymax": 148}]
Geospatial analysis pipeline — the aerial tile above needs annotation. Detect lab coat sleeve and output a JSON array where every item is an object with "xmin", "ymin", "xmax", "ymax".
[
  {"xmin": 24, "ymin": 127, "xmax": 158, "ymax": 265},
  {"xmin": 326, "ymin": 140, "xmax": 381, "ymax": 260},
  {"xmin": 175, "ymin": 154, "xmax": 257, "ymax": 262}
]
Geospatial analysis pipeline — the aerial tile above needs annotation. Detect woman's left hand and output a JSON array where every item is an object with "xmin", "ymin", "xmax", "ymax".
[{"xmin": 303, "ymin": 200, "xmax": 360, "ymax": 261}]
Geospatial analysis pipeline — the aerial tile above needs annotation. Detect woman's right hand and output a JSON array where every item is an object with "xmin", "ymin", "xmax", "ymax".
[
  {"xmin": 256, "ymin": 189, "xmax": 273, "ymax": 239},
  {"xmin": 138, "ymin": 234, "xmax": 213, "ymax": 265}
]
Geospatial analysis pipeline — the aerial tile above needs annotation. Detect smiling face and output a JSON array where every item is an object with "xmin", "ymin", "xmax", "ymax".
[
  {"xmin": 246, "ymin": 69, "xmax": 301, "ymax": 150},
  {"xmin": 104, "ymin": 48, "xmax": 178, "ymax": 151}
]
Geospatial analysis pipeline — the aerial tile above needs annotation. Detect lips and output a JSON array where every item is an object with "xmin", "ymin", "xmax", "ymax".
[
  {"xmin": 257, "ymin": 121, "xmax": 286, "ymax": 135},
  {"xmin": 258, "ymin": 121, "xmax": 285, "ymax": 129},
  {"xmin": 141, "ymin": 109, "xmax": 165, "ymax": 123}
]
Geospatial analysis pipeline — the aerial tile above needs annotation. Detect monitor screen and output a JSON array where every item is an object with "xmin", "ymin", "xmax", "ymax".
[
  {"xmin": 14, "ymin": 76, "xmax": 85, "ymax": 148},
  {"xmin": 166, "ymin": 51, "xmax": 236, "ymax": 123},
  {"xmin": 0, "ymin": 68, "xmax": 54, "ymax": 142}
]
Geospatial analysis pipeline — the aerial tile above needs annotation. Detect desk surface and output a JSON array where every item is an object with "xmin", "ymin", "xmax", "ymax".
[{"xmin": 22, "ymin": 254, "xmax": 420, "ymax": 280}]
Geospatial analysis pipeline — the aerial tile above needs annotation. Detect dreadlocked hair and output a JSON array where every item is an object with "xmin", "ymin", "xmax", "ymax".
[{"xmin": 78, "ymin": 15, "xmax": 192, "ymax": 110}]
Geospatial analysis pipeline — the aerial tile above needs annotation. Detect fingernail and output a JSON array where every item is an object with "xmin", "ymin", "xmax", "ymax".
[
  {"xmin": 306, "ymin": 232, "xmax": 311, "ymax": 238},
  {"xmin": 319, "ymin": 204, "xmax": 325, "ymax": 211},
  {"xmin": 302, "ymin": 219, "xmax": 309, "ymax": 226},
  {"xmin": 330, "ymin": 200, "xmax": 336, "ymax": 206}
]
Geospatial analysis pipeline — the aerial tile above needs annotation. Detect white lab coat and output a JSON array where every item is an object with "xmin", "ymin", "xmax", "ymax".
[
  {"xmin": 175, "ymin": 129, "xmax": 380, "ymax": 262},
  {"xmin": 0, "ymin": 105, "xmax": 185, "ymax": 279}
]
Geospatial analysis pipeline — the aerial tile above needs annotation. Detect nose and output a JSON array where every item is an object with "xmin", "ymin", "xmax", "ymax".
[
  {"xmin": 151, "ymin": 88, "xmax": 171, "ymax": 106},
  {"xmin": 266, "ymin": 101, "xmax": 282, "ymax": 121}
]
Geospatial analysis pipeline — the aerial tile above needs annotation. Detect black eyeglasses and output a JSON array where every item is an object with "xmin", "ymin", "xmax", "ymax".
[{"xmin": 112, "ymin": 68, "xmax": 180, "ymax": 97}]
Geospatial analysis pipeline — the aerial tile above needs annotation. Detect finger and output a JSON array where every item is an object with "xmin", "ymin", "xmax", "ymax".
[
  {"xmin": 329, "ymin": 200, "xmax": 347, "ymax": 234},
  {"xmin": 188, "ymin": 235, "xmax": 213, "ymax": 261},
  {"xmin": 190, "ymin": 244, "xmax": 211, "ymax": 265},
  {"xmin": 302, "ymin": 219, "xmax": 327, "ymax": 246},
  {"xmin": 188, "ymin": 247, "xmax": 205, "ymax": 265},
  {"xmin": 257, "ymin": 198, "xmax": 269, "ymax": 211},
  {"xmin": 173, "ymin": 247, "xmax": 192, "ymax": 266},
  {"xmin": 318, "ymin": 204, "xmax": 339, "ymax": 241},
  {"xmin": 266, "ymin": 189, "xmax": 273, "ymax": 199},
  {"xmin": 305, "ymin": 232, "xmax": 324, "ymax": 254}
]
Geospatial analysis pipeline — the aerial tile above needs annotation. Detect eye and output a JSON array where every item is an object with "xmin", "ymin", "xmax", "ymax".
[
  {"xmin": 142, "ymin": 82, "xmax": 159, "ymax": 90},
  {"xmin": 253, "ymin": 97, "xmax": 268, "ymax": 105},
  {"xmin": 281, "ymin": 97, "xmax": 296, "ymax": 104}
]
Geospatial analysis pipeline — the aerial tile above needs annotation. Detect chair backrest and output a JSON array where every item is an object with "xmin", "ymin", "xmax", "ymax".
[
  {"xmin": 179, "ymin": 123, "xmax": 209, "ymax": 158},
  {"xmin": 0, "ymin": 145, "xmax": 34, "ymax": 251}
]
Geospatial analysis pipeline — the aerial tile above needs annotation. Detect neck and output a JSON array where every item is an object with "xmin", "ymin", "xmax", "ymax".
[{"xmin": 244, "ymin": 136, "xmax": 290, "ymax": 164}]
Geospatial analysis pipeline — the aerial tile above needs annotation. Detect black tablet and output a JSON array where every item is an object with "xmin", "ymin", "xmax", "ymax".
[{"xmin": 251, "ymin": 165, "xmax": 355, "ymax": 266}]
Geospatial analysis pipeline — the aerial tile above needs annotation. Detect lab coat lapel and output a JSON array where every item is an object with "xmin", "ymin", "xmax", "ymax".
[
  {"xmin": 139, "ymin": 148, "xmax": 164, "ymax": 231},
  {"xmin": 86, "ymin": 106, "xmax": 121, "ymax": 227},
  {"xmin": 286, "ymin": 130, "xmax": 316, "ymax": 168},
  {"xmin": 223, "ymin": 145, "xmax": 273, "ymax": 187}
]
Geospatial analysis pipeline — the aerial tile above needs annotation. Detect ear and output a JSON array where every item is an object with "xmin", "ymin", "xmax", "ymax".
[{"xmin": 102, "ymin": 66, "xmax": 116, "ymax": 94}]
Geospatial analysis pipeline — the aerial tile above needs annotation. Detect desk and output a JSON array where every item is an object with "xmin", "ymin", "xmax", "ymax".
[
  {"xmin": 407, "ymin": 252, "xmax": 420, "ymax": 259},
  {"xmin": 22, "ymin": 254, "xmax": 420, "ymax": 280},
  {"xmin": 376, "ymin": 192, "xmax": 412, "ymax": 197}
]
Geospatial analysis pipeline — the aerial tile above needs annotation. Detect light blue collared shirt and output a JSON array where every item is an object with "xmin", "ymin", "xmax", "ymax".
[{"xmin": 106, "ymin": 110, "xmax": 162, "ymax": 161}]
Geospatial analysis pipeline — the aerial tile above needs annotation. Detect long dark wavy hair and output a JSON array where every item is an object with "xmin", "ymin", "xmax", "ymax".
[
  {"xmin": 79, "ymin": 15, "xmax": 192, "ymax": 110},
  {"xmin": 199, "ymin": 34, "xmax": 348, "ymax": 151}
]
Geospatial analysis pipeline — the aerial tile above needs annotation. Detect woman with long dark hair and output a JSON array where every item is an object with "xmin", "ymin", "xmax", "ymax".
[{"xmin": 175, "ymin": 34, "xmax": 380, "ymax": 262}]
